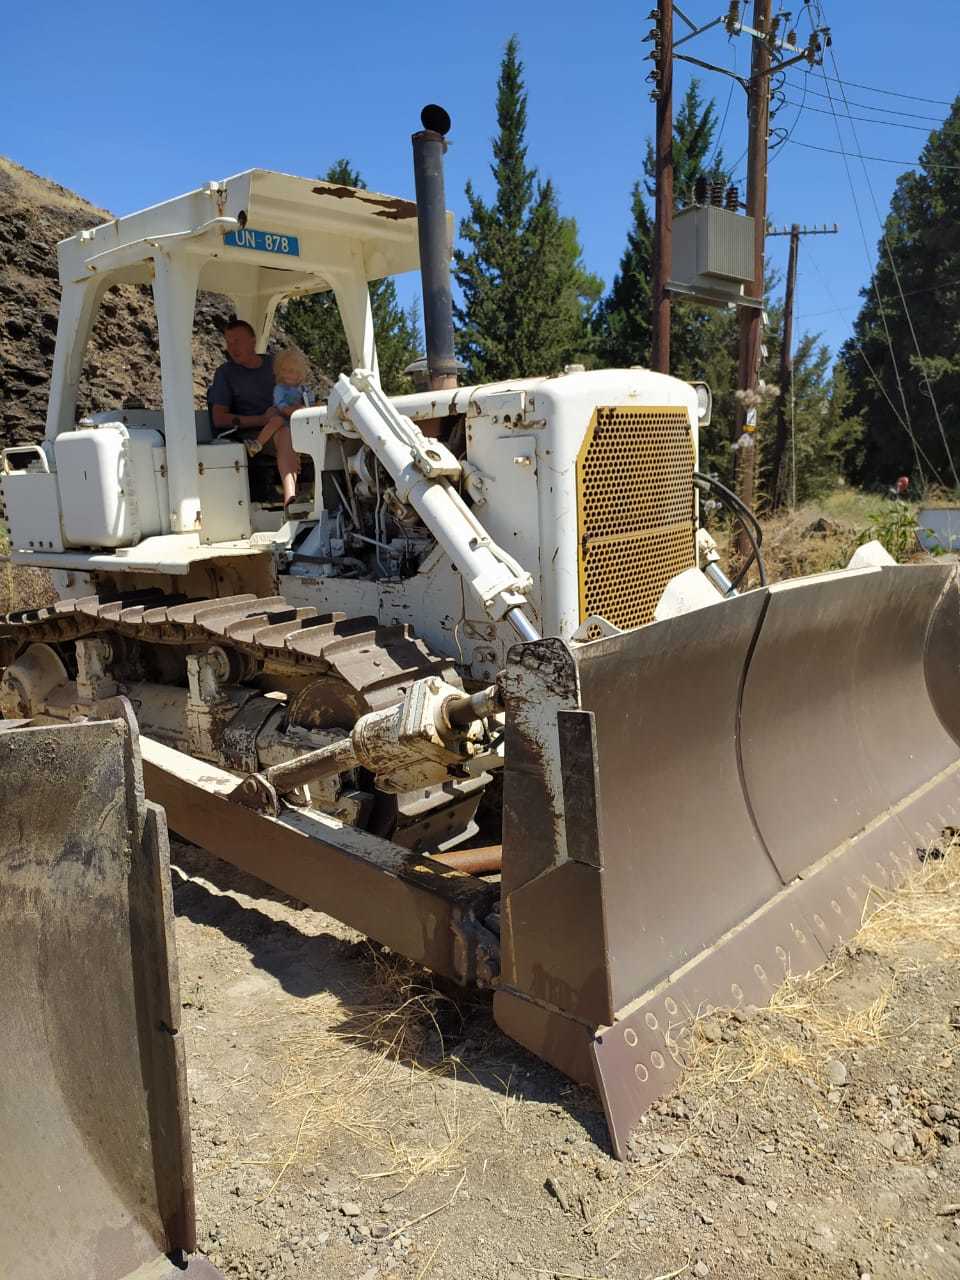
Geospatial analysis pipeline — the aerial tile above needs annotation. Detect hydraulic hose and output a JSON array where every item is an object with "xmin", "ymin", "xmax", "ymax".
[{"xmin": 693, "ymin": 470, "xmax": 767, "ymax": 589}]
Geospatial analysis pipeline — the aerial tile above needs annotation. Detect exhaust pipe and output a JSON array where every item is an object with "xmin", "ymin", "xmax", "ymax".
[{"xmin": 412, "ymin": 105, "xmax": 458, "ymax": 392}]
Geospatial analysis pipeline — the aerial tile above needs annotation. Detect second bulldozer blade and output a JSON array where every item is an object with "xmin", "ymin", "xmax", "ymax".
[{"xmin": 0, "ymin": 709, "xmax": 219, "ymax": 1279}]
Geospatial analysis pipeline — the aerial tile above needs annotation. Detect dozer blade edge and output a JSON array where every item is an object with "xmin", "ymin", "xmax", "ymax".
[{"xmin": 494, "ymin": 562, "xmax": 960, "ymax": 1158}]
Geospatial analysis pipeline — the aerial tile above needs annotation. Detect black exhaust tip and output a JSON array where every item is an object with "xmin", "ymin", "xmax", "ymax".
[{"xmin": 420, "ymin": 103, "xmax": 451, "ymax": 136}]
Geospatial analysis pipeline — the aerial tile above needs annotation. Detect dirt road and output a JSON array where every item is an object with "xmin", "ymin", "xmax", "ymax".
[{"xmin": 172, "ymin": 839, "xmax": 960, "ymax": 1280}]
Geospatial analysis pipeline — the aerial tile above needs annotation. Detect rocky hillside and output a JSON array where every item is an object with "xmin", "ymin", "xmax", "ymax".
[{"xmin": 0, "ymin": 157, "xmax": 290, "ymax": 452}]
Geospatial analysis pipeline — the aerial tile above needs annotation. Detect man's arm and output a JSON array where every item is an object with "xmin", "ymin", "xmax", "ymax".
[{"xmin": 211, "ymin": 403, "xmax": 274, "ymax": 431}]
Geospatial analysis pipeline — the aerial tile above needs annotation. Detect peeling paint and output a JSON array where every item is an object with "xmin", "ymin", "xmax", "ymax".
[{"xmin": 312, "ymin": 186, "xmax": 418, "ymax": 221}]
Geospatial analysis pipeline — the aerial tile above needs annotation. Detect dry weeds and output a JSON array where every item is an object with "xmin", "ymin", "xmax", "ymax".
[{"xmin": 259, "ymin": 948, "xmax": 488, "ymax": 1195}]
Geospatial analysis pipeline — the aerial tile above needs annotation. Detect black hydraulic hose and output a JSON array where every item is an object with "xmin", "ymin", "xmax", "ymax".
[{"xmin": 693, "ymin": 470, "xmax": 768, "ymax": 589}]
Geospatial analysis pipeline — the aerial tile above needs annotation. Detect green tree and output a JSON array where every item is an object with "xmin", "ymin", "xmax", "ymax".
[
  {"xmin": 281, "ymin": 160, "xmax": 422, "ymax": 395},
  {"xmin": 841, "ymin": 95, "xmax": 960, "ymax": 490},
  {"xmin": 454, "ymin": 36, "xmax": 599, "ymax": 381},
  {"xmin": 759, "ymin": 306, "xmax": 863, "ymax": 504}
]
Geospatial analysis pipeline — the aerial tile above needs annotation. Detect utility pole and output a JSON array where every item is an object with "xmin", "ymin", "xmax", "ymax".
[
  {"xmin": 733, "ymin": 0, "xmax": 772, "ymax": 553},
  {"xmin": 767, "ymin": 222, "xmax": 839, "ymax": 508},
  {"xmin": 650, "ymin": 2, "xmax": 830, "ymax": 547},
  {"xmin": 651, "ymin": 0, "xmax": 674, "ymax": 374}
]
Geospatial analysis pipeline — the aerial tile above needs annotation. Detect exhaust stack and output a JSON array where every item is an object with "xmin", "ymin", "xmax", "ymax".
[{"xmin": 411, "ymin": 105, "xmax": 458, "ymax": 391}]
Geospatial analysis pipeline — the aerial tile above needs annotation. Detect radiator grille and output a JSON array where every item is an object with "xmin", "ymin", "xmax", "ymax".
[{"xmin": 577, "ymin": 406, "xmax": 695, "ymax": 632}]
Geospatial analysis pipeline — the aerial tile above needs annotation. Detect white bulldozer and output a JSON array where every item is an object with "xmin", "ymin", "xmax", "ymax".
[{"xmin": 3, "ymin": 104, "xmax": 960, "ymax": 1204}]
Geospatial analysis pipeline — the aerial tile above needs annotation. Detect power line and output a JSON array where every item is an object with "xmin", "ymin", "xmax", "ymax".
[
  {"xmin": 780, "ymin": 98, "xmax": 936, "ymax": 132},
  {"xmin": 807, "ymin": 69, "xmax": 953, "ymax": 107},
  {"xmin": 786, "ymin": 139, "xmax": 960, "ymax": 169},
  {"xmin": 805, "ymin": 244, "xmax": 945, "ymax": 484},
  {"xmin": 802, "ymin": 24, "xmax": 930, "ymax": 486},
  {"xmin": 814, "ymin": 7, "xmax": 959, "ymax": 490},
  {"xmin": 797, "ymin": 275, "xmax": 960, "ymax": 320},
  {"xmin": 784, "ymin": 78, "xmax": 946, "ymax": 123}
]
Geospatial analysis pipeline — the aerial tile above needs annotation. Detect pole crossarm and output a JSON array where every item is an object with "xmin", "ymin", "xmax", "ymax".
[{"xmin": 768, "ymin": 224, "xmax": 839, "ymax": 236}]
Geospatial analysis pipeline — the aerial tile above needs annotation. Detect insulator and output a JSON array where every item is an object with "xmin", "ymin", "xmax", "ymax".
[
  {"xmin": 710, "ymin": 181, "xmax": 724, "ymax": 207},
  {"xmin": 694, "ymin": 175, "xmax": 708, "ymax": 205},
  {"xmin": 643, "ymin": 26, "xmax": 658, "ymax": 41},
  {"xmin": 725, "ymin": 184, "xmax": 739, "ymax": 210}
]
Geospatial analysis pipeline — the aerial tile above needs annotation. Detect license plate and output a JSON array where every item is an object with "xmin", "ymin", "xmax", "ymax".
[{"xmin": 224, "ymin": 227, "xmax": 300, "ymax": 256}]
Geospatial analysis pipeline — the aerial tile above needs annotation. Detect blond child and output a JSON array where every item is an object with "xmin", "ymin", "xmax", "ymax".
[{"xmin": 246, "ymin": 347, "xmax": 310, "ymax": 508}]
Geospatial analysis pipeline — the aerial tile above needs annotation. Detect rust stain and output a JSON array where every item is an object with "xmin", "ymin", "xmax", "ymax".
[{"xmin": 312, "ymin": 186, "xmax": 417, "ymax": 221}]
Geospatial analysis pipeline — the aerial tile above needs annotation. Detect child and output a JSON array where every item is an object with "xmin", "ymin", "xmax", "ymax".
[{"xmin": 246, "ymin": 346, "xmax": 310, "ymax": 509}]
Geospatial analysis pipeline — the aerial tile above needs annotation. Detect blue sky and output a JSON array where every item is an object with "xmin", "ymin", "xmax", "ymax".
[{"xmin": 3, "ymin": 0, "xmax": 957, "ymax": 363}]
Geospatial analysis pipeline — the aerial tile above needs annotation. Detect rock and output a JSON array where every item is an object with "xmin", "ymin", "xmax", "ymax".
[
  {"xmin": 936, "ymin": 1204, "xmax": 960, "ymax": 1216},
  {"xmin": 806, "ymin": 1224, "xmax": 836, "ymax": 1255},
  {"xmin": 696, "ymin": 1209, "xmax": 714, "ymax": 1225},
  {"xmin": 735, "ymin": 1171, "xmax": 756, "ymax": 1186},
  {"xmin": 658, "ymin": 1142, "xmax": 680, "ymax": 1157},
  {"xmin": 370, "ymin": 1223, "xmax": 391, "ymax": 1239},
  {"xmin": 699, "ymin": 1019, "xmax": 723, "ymax": 1044},
  {"xmin": 892, "ymin": 1137, "xmax": 913, "ymax": 1158},
  {"xmin": 765, "ymin": 1199, "xmax": 778, "ymax": 1214},
  {"xmin": 693, "ymin": 1262, "xmax": 710, "ymax": 1278},
  {"xmin": 827, "ymin": 1090, "xmax": 842, "ymax": 1106},
  {"xmin": 545, "ymin": 1176, "xmax": 571, "ymax": 1213},
  {"xmin": 914, "ymin": 1127, "xmax": 936, "ymax": 1153},
  {"xmin": 824, "ymin": 1059, "xmax": 848, "ymax": 1087},
  {"xmin": 937, "ymin": 1125, "xmax": 960, "ymax": 1146},
  {"xmin": 928, "ymin": 1104, "xmax": 948, "ymax": 1123},
  {"xmin": 876, "ymin": 1190, "xmax": 901, "ymax": 1216},
  {"xmin": 856, "ymin": 1260, "xmax": 873, "ymax": 1278},
  {"xmin": 340, "ymin": 1201, "xmax": 362, "ymax": 1217}
]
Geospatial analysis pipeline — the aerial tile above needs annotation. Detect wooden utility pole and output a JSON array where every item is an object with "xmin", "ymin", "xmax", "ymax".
[
  {"xmin": 651, "ymin": 0, "xmax": 674, "ymax": 374},
  {"xmin": 768, "ymin": 222, "xmax": 839, "ymax": 508},
  {"xmin": 772, "ymin": 224, "xmax": 799, "ymax": 508},
  {"xmin": 733, "ymin": 0, "xmax": 772, "ymax": 552}
]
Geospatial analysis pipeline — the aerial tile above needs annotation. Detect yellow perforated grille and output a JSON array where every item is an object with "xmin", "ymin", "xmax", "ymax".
[{"xmin": 577, "ymin": 406, "xmax": 695, "ymax": 631}]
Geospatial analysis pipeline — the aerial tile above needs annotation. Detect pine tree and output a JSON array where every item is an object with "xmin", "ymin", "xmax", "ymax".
[
  {"xmin": 281, "ymin": 160, "xmax": 422, "ymax": 395},
  {"xmin": 841, "ymin": 96, "xmax": 960, "ymax": 490},
  {"xmin": 454, "ymin": 37, "xmax": 598, "ymax": 381}
]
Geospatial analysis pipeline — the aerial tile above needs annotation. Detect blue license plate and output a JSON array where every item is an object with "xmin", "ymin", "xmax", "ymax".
[{"xmin": 224, "ymin": 227, "xmax": 300, "ymax": 256}]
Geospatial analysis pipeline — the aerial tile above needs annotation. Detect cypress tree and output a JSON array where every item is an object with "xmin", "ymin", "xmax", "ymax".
[
  {"xmin": 282, "ymin": 160, "xmax": 421, "ymax": 394},
  {"xmin": 454, "ymin": 37, "xmax": 598, "ymax": 381},
  {"xmin": 841, "ymin": 95, "xmax": 960, "ymax": 489}
]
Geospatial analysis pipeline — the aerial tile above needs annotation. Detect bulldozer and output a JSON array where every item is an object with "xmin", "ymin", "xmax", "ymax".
[{"xmin": 3, "ymin": 105, "xmax": 960, "ymax": 1165}]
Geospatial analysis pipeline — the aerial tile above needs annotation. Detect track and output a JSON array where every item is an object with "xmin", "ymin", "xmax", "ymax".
[
  {"xmin": 0, "ymin": 590, "xmax": 459, "ymax": 712},
  {"xmin": 0, "ymin": 589, "xmax": 482, "ymax": 850}
]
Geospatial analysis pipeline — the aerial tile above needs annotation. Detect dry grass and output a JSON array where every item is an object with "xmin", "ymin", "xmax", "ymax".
[
  {"xmin": 590, "ymin": 840, "xmax": 960, "ymax": 1237},
  {"xmin": 258, "ymin": 948, "xmax": 490, "ymax": 1195},
  {"xmin": 0, "ymin": 526, "xmax": 55, "ymax": 614},
  {"xmin": 712, "ymin": 487, "xmax": 902, "ymax": 584},
  {"xmin": 680, "ymin": 837, "xmax": 960, "ymax": 1106}
]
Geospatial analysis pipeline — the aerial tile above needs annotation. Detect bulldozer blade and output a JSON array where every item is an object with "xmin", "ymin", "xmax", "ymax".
[
  {"xmin": 0, "ymin": 708, "xmax": 206, "ymax": 1279},
  {"xmin": 494, "ymin": 563, "xmax": 960, "ymax": 1158}
]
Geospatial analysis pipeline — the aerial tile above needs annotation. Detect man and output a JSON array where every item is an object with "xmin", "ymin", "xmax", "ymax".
[{"xmin": 209, "ymin": 319, "xmax": 300, "ymax": 507}]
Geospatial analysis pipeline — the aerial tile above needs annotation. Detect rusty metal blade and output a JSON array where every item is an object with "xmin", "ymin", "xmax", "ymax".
[
  {"xmin": 0, "ymin": 713, "xmax": 196, "ymax": 1280},
  {"xmin": 495, "ymin": 563, "xmax": 960, "ymax": 1159}
]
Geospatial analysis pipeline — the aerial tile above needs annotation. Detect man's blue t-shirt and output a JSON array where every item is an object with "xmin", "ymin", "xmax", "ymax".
[{"xmin": 209, "ymin": 355, "xmax": 275, "ymax": 420}]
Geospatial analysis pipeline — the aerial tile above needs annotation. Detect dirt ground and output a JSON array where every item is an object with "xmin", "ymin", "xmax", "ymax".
[{"xmin": 171, "ymin": 836, "xmax": 960, "ymax": 1280}]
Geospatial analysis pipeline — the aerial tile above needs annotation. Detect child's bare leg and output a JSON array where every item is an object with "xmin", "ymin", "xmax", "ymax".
[
  {"xmin": 274, "ymin": 425, "xmax": 300, "ymax": 506},
  {"xmin": 255, "ymin": 413, "xmax": 285, "ymax": 448}
]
